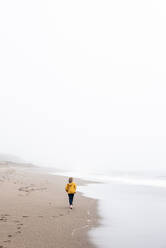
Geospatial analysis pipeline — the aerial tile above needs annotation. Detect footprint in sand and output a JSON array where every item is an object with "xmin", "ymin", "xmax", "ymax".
[
  {"xmin": 18, "ymin": 186, "xmax": 47, "ymax": 194},
  {"xmin": 0, "ymin": 215, "xmax": 8, "ymax": 222},
  {"xmin": 13, "ymin": 220, "xmax": 20, "ymax": 223},
  {"xmin": 3, "ymin": 240, "xmax": 11, "ymax": 243}
]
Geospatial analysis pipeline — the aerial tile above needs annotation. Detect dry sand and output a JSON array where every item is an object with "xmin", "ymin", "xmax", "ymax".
[{"xmin": 0, "ymin": 163, "xmax": 98, "ymax": 248}]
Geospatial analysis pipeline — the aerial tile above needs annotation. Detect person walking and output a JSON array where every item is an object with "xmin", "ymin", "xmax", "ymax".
[{"xmin": 65, "ymin": 177, "xmax": 77, "ymax": 209}]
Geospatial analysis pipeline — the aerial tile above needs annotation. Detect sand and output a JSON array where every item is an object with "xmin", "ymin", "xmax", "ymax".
[{"xmin": 0, "ymin": 163, "xmax": 98, "ymax": 248}]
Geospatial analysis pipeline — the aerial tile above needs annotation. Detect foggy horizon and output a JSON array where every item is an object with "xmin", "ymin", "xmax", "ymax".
[{"xmin": 0, "ymin": 0, "xmax": 166, "ymax": 172}]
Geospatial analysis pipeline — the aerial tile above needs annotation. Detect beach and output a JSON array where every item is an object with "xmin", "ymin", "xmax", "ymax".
[
  {"xmin": 0, "ymin": 163, "xmax": 98, "ymax": 248},
  {"xmin": 1, "ymin": 163, "xmax": 166, "ymax": 248}
]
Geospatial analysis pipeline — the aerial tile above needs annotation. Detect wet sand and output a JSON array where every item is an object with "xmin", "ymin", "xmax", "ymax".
[{"xmin": 0, "ymin": 163, "xmax": 98, "ymax": 248}]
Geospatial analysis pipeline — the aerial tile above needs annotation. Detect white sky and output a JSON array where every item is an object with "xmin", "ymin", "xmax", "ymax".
[{"xmin": 0, "ymin": 0, "xmax": 166, "ymax": 171}]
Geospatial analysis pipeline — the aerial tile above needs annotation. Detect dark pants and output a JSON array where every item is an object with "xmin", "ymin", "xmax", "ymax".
[{"xmin": 68, "ymin": 194, "xmax": 74, "ymax": 205}]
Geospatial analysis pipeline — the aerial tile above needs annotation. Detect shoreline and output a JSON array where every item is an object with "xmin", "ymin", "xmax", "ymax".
[{"xmin": 0, "ymin": 163, "xmax": 99, "ymax": 248}]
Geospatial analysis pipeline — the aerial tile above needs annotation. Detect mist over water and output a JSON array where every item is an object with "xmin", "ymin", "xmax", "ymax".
[{"xmin": 0, "ymin": 0, "xmax": 166, "ymax": 174}]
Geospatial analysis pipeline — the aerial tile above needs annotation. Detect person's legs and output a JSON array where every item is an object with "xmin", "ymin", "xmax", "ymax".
[
  {"xmin": 70, "ymin": 194, "xmax": 74, "ymax": 205},
  {"xmin": 68, "ymin": 194, "xmax": 74, "ymax": 207}
]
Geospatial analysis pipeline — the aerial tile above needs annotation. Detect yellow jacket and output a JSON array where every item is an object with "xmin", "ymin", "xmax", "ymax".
[{"xmin": 65, "ymin": 182, "xmax": 77, "ymax": 194}]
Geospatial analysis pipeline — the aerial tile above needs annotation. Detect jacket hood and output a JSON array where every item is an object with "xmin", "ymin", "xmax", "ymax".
[{"xmin": 68, "ymin": 182, "xmax": 74, "ymax": 185}]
